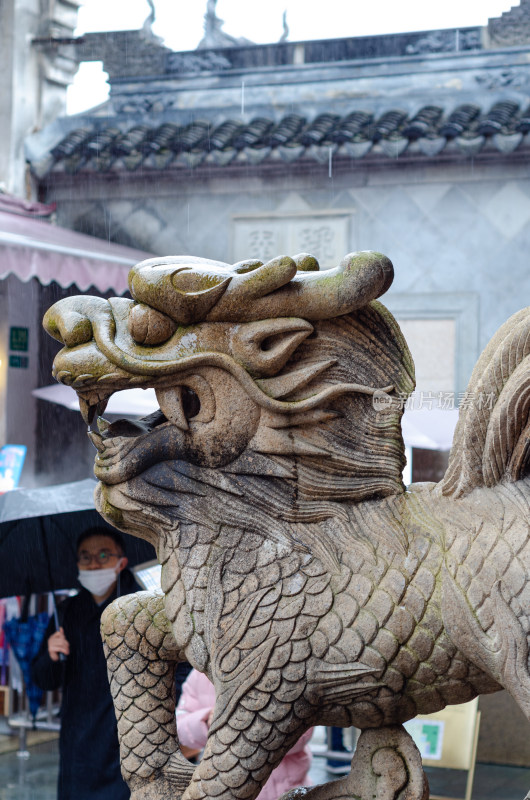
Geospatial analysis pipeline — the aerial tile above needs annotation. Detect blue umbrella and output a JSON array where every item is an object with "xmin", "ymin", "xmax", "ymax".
[{"xmin": 4, "ymin": 611, "xmax": 49, "ymax": 719}]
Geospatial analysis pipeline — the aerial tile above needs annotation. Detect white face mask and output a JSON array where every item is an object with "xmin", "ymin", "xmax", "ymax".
[{"xmin": 78, "ymin": 562, "xmax": 122, "ymax": 597}]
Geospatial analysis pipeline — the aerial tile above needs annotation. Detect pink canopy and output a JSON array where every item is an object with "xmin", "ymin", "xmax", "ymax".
[{"xmin": 0, "ymin": 210, "xmax": 151, "ymax": 294}]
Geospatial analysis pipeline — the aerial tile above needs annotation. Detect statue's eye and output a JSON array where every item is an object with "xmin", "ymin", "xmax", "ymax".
[{"xmin": 182, "ymin": 387, "xmax": 200, "ymax": 419}]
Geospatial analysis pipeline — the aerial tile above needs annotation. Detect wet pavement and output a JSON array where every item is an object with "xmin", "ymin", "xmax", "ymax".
[
  {"xmin": 0, "ymin": 739, "xmax": 58, "ymax": 800},
  {"xmin": 0, "ymin": 731, "xmax": 529, "ymax": 799},
  {"xmin": 426, "ymin": 763, "xmax": 530, "ymax": 800}
]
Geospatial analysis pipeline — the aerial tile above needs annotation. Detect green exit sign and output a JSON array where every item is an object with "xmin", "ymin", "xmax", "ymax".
[
  {"xmin": 10, "ymin": 327, "xmax": 29, "ymax": 352},
  {"xmin": 9, "ymin": 355, "xmax": 28, "ymax": 369}
]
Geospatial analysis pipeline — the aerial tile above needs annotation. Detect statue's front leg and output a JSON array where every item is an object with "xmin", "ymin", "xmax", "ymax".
[
  {"xmin": 181, "ymin": 702, "xmax": 310, "ymax": 800},
  {"xmin": 281, "ymin": 725, "xmax": 428, "ymax": 800},
  {"xmin": 101, "ymin": 590, "xmax": 195, "ymax": 800}
]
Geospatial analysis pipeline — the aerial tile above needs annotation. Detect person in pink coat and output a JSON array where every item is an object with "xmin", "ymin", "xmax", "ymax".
[{"xmin": 176, "ymin": 669, "xmax": 313, "ymax": 800}]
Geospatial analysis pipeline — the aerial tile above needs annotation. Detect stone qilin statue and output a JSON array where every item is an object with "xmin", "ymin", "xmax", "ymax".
[{"xmin": 44, "ymin": 252, "xmax": 530, "ymax": 800}]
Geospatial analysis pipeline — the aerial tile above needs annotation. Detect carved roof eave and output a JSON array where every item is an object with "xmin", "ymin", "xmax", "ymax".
[{"xmin": 35, "ymin": 138, "xmax": 530, "ymax": 186}]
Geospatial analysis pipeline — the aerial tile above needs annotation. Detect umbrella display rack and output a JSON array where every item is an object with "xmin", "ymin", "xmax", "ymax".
[
  {"xmin": 8, "ymin": 700, "xmax": 61, "ymax": 759},
  {"xmin": 5, "ymin": 678, "xmax": 61, "ymax": 760},
  {"xmin": 1, "ymin": 594, "xmax": 61, "ymax": 757},
  {"xmin": 0, "ymin": 685, "xmax": 9, "ymax": 716},
  {"xmin": 0, "ymin": 597, "xmax": 15, "ymax": 719}
]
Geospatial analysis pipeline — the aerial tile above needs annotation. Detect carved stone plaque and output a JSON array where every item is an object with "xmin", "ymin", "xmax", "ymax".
[{"xmin": 233, "ymin": 214, "xmax": 349, "ymax": 268}]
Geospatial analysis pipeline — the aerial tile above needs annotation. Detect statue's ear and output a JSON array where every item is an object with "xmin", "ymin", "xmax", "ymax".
[{"xmin": 229, "ymin": 318, "xmax": 313, "ymax": 377}]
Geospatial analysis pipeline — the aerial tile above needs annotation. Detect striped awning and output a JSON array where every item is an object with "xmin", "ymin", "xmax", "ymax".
[{"xmin": 0, "ymin": 209, "xmax": 150, "ymax": 293}]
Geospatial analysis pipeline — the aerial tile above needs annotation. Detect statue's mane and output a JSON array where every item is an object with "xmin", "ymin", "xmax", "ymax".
[{"xmin": 231, "ymin": 300, "xmax": 415, "ymax": 505}]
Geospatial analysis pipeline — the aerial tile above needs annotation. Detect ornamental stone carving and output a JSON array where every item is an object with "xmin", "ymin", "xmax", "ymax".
[
  {"xmin": 489, "ymin": 0, "xmax": 530, "ymax": 46},
  {"xmin": 44, "ymin": 251, "xmax": 530, "ymax": 799}
]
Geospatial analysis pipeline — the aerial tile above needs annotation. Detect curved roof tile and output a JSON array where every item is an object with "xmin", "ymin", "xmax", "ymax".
[{"xmin": 32, "ymin": 100, "xmax": 530, "ymax": 178}]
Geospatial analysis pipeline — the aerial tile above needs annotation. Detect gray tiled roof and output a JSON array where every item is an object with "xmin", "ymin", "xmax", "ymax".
[{"xmin": 31, "ymin": 100, "xmax": 530, "ymax": 177}]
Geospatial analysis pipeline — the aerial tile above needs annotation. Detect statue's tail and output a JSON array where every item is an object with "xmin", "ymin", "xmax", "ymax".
[{"xmin": 441, "ymin": 306, "xmax": 530, "ymax": 498}]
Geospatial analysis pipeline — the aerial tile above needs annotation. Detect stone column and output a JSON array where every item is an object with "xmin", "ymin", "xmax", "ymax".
[{"xmin": 0, "ymin": 0, "xmax": 81, "ymax": 197}]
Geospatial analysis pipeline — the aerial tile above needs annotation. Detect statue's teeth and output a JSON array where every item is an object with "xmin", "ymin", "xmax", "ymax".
[
  {"xmin": 96, "ymin": 398, "xmax": 109, "ymax": 418},
  {"xmin": 56, "ymin": 370, "xmax": 72, "ymax": 384},
  {"xmin": 88, "ymin": 431, "xmax": 105, "ymax": 452},
  {"xmin": 155, "ymin": 386, "xmax": 189, "ymax": 431},
  {"xmin": 79, "ymin": 397, "xmax": 95, "ymax": 425},
  {"xmin": 97, "ymin": 417, "xmax": 110, "ymax": 434}
]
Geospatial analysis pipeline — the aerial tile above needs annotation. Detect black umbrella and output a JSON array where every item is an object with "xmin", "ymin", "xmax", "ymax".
[{"xmin": 0, "ymin": 478, "xmax": 155, "ymax": 598}]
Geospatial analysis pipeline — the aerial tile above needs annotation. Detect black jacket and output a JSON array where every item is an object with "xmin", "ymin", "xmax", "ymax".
[{"xmin": 32, "ymin": 570, "xmax": 141, "ymax": 800}]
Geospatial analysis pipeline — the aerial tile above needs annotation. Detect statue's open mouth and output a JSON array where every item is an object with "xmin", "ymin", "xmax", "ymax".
[
  {"xmin": 92, "ymin": 408, "xmax": 168, "ymax": 441},
  {"xmin": 84, "ymin": 398, "xmax": 173, "ymax": 485},
  {"xmin": 75, "ymin": 388, "xmax": 157, "ymax": 427}
]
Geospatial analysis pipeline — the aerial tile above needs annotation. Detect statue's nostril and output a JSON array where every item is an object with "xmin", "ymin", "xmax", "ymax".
[
  {"xmin": 42, "ymin": 306, "xmax": 65, "ymax": 344},
  {"xmin": 43, "ymin": 305, "xmax": 94, "ymax": 347},
  {"xmin": 60, "ymin": 313, "xmax": 94, "ymax": 347}
]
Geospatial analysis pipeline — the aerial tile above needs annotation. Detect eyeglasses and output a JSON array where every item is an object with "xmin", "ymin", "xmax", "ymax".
[{"xmin": 77, "ymin": 550, "xmax": 121, "ymax": 566}]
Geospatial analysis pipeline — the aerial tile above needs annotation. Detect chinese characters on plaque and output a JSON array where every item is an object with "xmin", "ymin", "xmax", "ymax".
[{"xmin": 233, "ymin": 214, "xmax": 349, "ymax": 269}]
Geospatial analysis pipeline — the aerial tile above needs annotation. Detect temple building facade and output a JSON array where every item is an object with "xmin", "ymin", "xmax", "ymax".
[{"xmin": 26, "ymin": 1, "xmax": 530, "ymax": 411}]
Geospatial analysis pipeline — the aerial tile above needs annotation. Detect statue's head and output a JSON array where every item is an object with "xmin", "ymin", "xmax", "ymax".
[{"xmin": 43, "ymin": 252, "xmax": 414, "ymax": 543}]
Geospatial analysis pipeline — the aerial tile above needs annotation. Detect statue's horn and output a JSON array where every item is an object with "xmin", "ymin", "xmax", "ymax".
[
  {"xmin": 128, "ymin": 256, "xmax": 233, "ymax": 325},
  {"xmin": 127, "ymin": 251, "xmax": 393, "ymax": 325},
  {"xmin": 207, "ymin": 251, "xmax": 394, "ymax": 322}
]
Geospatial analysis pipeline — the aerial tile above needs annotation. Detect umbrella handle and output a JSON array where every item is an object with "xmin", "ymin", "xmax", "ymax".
[
  {"xmin": 39, "ymin": 516, "xmax": 67, "ymax": 664},
  {"xmin": 51, "ymin": 597, "xmax": 66, "ymax": 663}
]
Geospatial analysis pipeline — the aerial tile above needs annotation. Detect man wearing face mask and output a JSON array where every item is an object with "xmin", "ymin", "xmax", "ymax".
[{"xmin": 32, "ymin": 528, "xmax": 141, "ymax": 800}]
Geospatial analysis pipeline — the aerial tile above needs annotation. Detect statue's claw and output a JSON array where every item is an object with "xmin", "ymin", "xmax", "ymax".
[
  {"xmin": 162, "ymin": 752, "xmax": 198, "ymax": 792},
  {"xmin": 128, "ymin": 756, "xmax": 195, "ymax": 800},
  {"xmin": 280, "ymin": 726, "xmax": 428, "ymax": 800}
]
